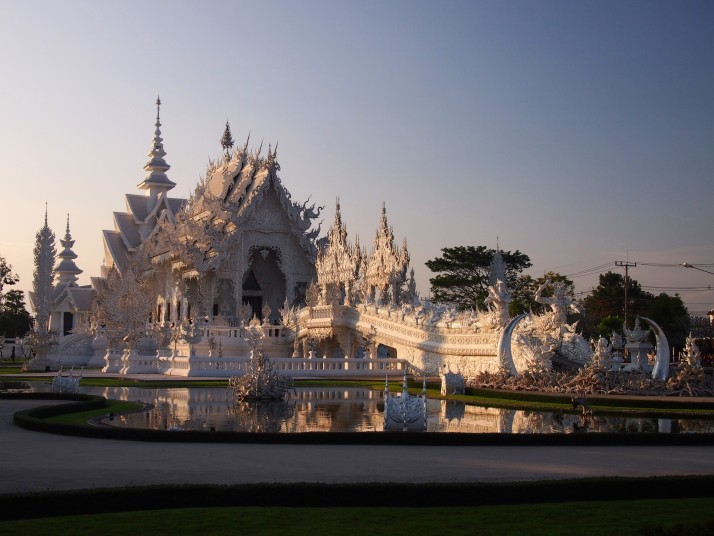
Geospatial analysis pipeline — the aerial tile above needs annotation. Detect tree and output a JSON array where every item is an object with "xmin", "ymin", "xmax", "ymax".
[
  {"xmin": 580, "ymin": 271, "xmax": 653, "ymax": 337},
  {"xmin": 580, "ymin": 271, "xmax": 689, "ymax": 348},
  {"xmin": 595, "ymin": 315, "xmax": 624, "ymax": 340},
  {"xmin": 0, "ymin": 255, "xmax": 19, "ymax": 298},
  {"xmin": 647, "ymin": 293, "xmax": 690, "ymax": 350},
  {"xmin": 0, "ymin": 256, "xmax": 28, "ymax": 338},
  {"xmin": 0, "ymin": 289, "xmax": 32, "ymax": 337},
  {"xmin": 425, "ymin": 246, "xmax": 531, "ymax": 310}
]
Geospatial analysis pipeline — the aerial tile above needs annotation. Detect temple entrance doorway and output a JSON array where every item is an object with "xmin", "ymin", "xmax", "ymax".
[
  {"xmin": 62, "ymin": 312, "xmax": 74, "ymax": 336},
  {"xmin": 243, "ymin": 247, "xmax": 286, "ymax": 324}
]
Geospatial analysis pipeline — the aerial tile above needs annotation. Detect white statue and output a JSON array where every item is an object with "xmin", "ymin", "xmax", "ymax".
[
  {"xmin": 535, "ymin": 280, "xmax": 577, "ymax": 328},
  {"xmin": 484, "ymin": 279, "xmax": 511, "ymax": 328},
  {"xmin": 592, "ymin": 336, "xmax": 612, "ymax": 367}
]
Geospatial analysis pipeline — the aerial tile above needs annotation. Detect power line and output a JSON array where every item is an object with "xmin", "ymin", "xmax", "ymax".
[
  {"xmin": 565, "ymin": 262, "xmax": 617, "ymax": 278},
  {"xmin": 641, "ymin": 285, "xmax": 712, "ymax": 291}
]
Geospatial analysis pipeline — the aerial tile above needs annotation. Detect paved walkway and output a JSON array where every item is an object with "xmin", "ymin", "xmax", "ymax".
[{"xmin": 2, "ymin": 399, "xmax": 714, "ymax": 494}]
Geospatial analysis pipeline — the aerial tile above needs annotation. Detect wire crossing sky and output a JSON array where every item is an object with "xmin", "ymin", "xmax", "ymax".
[{"xmin": 0, "ymin": 1, "xmax": 712, "ymax": 314}]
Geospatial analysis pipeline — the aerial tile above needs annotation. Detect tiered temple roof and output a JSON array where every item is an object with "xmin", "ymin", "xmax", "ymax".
[{"xmin": 101, "ymin": 97, "xmax": 186, "ymax": 274}]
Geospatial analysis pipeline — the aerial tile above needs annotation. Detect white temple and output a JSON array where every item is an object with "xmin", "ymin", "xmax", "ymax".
[
  {"xmin": 28, "ymin": 211, "xmax": 92, "ymax": 339},
  {"xmin": 31, "ymin": 97, "xmax": 662, "ymax": 381},
  {"xmin": 49, "ymin": 215, "xmax": 93, "ymax": 335}
]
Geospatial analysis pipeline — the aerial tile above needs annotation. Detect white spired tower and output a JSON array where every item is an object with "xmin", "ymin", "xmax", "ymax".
[{"xmin": 49, "ymin": 214, "xmax": 94, "ymax": 336}]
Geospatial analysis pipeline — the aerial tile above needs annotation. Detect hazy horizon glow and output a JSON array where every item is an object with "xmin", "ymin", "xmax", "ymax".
[{"xmin": 1, "ymin": 1, "xmax": 712, "ymax": 316}]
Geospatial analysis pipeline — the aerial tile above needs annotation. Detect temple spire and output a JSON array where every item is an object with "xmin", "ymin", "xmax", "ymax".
[
  {"xmin": 489, "ymin": 238, "xmax": 506, "ymax": 287},
  {"xmin": 55, "ymin": 213, "xmax": 82, "ymax": 285},
  {"xmin": 137, "ymin": 96, "xmax": 176, "ymax": 195}
]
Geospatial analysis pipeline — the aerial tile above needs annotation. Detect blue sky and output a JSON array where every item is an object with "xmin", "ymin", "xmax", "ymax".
[{"xmin": 1, "ymin": 0, "xmax": 713, "ymax": 315}]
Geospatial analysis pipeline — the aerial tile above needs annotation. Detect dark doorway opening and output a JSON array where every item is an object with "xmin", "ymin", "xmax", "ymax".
[{"xmin": 63, "ymin": 312, "xmax": 74, "ymax": 336}]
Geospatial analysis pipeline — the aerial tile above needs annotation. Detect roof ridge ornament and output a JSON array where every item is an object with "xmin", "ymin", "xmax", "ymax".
[{"xmin": 221, "ymin": 120, "xmax": 234, "ymax": 156}]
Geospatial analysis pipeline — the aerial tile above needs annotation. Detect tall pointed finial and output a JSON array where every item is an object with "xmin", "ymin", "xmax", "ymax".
[
  {"xmin": 221, "ymin": 120, "xmax": 234, "ymax": 154},
  {"xmin": 44, "ymin": 202, "xmax": 48, "ymax": 226},
  {"xmin": 138, "ymin": 96, "xmax": 175, "ymax": 192},
  {"xmin": 66, "ymin": 213, "xmax": 70, "ymax": 235}
]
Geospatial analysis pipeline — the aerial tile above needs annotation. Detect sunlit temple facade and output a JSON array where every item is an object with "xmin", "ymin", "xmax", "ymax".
[{"xmin": 31, "ymin": 99, "xmax": 518, "ymax": 377}]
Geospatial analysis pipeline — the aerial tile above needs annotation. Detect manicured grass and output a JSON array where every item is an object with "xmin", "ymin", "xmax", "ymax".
[
  {"xmin": 0, "ymin": 499, "xmax": 712, "ymax": 536},
  {"xmin": 0, "ymin": 367, "xmax": 24, "ymax": 375},
  {"xmin": 43, "ymin": 400, "xmax": 144, "ymax": 425}
]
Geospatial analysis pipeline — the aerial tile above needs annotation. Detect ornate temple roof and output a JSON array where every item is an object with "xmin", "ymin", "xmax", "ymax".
[
  {"xmin": 196, "ymin": 140, "xmax": 322, "ymax": 260},
  {"xmin": 50, "ymin": 280, "xmax": 93, "ymax": 313},
  {"xmin": 101, "ymin": 99, "xmax": 186, "ymax": 272},
  {"xmin": 364, "ymin": 203, "xmax": 410, "ymax": 289},
  {"xmin": 316, "ymin": 199, "xmax": 362, "ymax": 286}
]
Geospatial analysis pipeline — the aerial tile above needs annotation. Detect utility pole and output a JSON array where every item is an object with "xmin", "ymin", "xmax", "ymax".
[{"xmin": 615, "ymin": 260, "xmax": 637, "ymax": 327}]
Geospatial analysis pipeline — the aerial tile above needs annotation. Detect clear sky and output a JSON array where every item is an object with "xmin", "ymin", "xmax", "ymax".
[{"xmin": 1, "ymin": 0, "xmax": 712, "ymax": 315}]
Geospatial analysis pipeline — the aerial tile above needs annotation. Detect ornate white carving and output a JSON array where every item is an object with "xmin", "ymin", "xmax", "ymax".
[
  {"xmin": 228, "ymin": 319, "xmax": 294, "ymax": 399},
  {"xmin": 681, "ymin": 333, "xmax": 701, "ymax": 368},
  {"xmin": 383, "ymin": 372, "xmax": 427, "ymax": 431},
  {"xmin": 624, "ymin": 317, "xmax": 651, "ymax": 344}
]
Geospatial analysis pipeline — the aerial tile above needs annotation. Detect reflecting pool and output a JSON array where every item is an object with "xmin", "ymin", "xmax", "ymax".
[{"xmin": 5, "ymin": 382, "xmax": 714, "ymax": 434}]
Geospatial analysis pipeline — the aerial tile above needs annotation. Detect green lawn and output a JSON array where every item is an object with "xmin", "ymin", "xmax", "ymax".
[
  {"xmin": 43, "ymin": 400, "xmax": 144, "ymax": 425},
  {"xmin": 0, "ymin": 499, "xmax": 712, "ymax": 536}
]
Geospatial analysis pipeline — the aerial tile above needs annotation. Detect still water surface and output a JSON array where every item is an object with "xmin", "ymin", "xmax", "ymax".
[{"xmin": 4, "ymin": 382, "xmax": 714, "ymax": 434}]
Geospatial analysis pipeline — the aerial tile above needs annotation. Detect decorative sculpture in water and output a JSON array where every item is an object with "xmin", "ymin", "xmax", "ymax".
[
  {"xmin": 383, "ymin": 371, "xmax": 427, "ymax": 432},
  {"xmin": 51, "ymin": 367, "xmax": 83, "ymax": 393},
  {"xmin": 228, "ymin": 319, "xmax": 293, "ymax": 400}
]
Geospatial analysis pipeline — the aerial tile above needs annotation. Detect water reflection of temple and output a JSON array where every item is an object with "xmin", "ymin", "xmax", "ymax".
[
  {"xmin": 89, "ymin": 386, "xmax": 714, "ymax": 434},
  {"xmin": 99, "ymin": 386, "xmax": 386, "ymax": 432}
]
